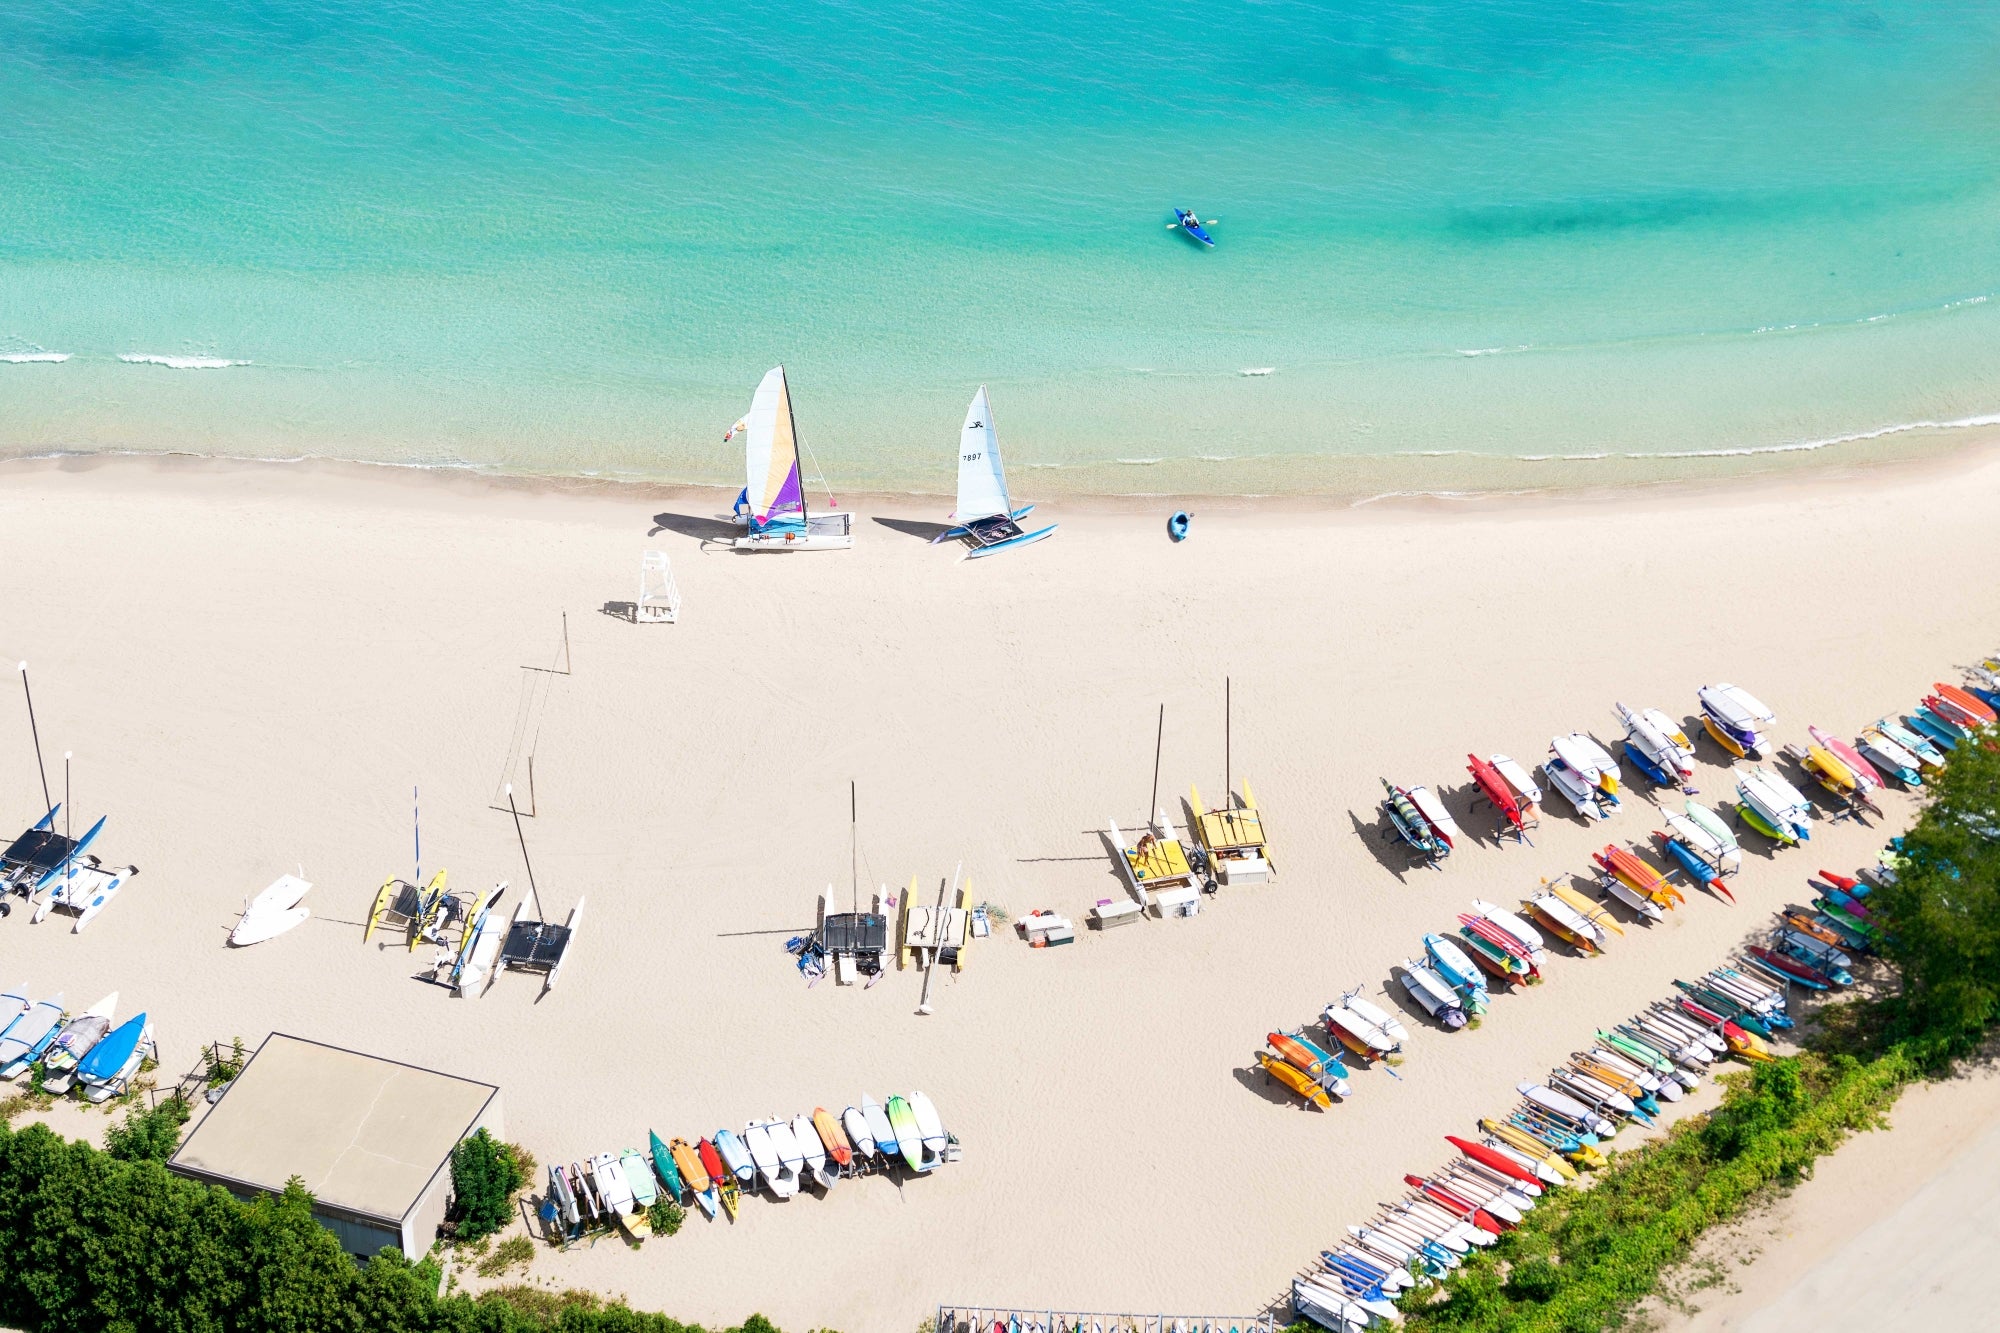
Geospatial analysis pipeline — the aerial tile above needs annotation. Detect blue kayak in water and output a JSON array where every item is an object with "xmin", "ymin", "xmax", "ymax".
[{"xmin": 1172, "ymin": 208, "xmax": 1215, "ymax": 247}]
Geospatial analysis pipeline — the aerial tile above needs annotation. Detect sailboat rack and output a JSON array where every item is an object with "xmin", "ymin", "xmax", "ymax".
[
  {"xmin": 809, "ymin": 911, "xmax": 888, "ymax": 985},
  {"xmin": 934, "ymin": 1306, "xmax": 1276, "ymax": 1333},
  {"xmin": 0, "ymin": 808, "xmax": 98, "ymax": 899},
  {"xmin": 499, "ymin": 902, "xmax": 584, "ymax": 985}
]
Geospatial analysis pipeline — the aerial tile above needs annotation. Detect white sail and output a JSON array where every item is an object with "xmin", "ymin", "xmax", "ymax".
[{"xmin": 954, "ymin": 385, "xmax": 1010, "ymax": 522}]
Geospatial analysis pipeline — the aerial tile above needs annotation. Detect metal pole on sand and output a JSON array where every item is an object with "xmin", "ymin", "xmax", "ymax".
[
  {"xmin": 916, "ymin": 866, "xmax": 957, "ymax": 1016},
  {"xmin": 18, "ymin": 664, "xmax": 51, "ymax": 813}
]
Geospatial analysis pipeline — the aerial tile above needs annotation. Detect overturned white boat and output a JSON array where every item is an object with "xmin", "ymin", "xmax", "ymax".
[{"xmin": 230, "ymin": 873, "xmax": 312, "ymax": 946}]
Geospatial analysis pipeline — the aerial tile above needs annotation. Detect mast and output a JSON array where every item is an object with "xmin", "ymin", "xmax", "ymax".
[
  {"xmin": 780, "ymin": 363, "xmax": 810, "ymax": 525},
  {"xmin": 1150, "ymin": 704, "xmax": 1165, "ymax": 818}
]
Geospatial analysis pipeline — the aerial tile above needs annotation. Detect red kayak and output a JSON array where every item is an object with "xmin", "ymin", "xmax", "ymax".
[
  {"xmin": 1935, "ymin": 682, "xmax": 1998, "ymax": 726},
  {"xmin": 1458, "ymin": 914, "xmax": 1537, "ymax": 963},
  {"xmin": 1925, "ymin": 694, "xmax": 1985, "ymax": 732},
  {"xmin": 1747, "ymin": 944, "xmax": 1834, "ymax": 988},
  {"xmin": 697, "ymin": 1137, "xmax": 726, "ymax": 1184},
  {"xmin": 1676, "ymin": 998, "xmax": 1750, "ymax": 1046},
  {"xmin": 1446, "ymin": 1135, "xmax": 1545, "ymax": 1189},
  {"xmin": 1403, "ymin": 1175, "xmax": 1509, "ymax": 1233},
  {"xmin": 1818, "ymin": 869, "xmax": 1860, "ymax": 892},
  {"xmin": 1467, "ymin": 754, "xmax": 1526, "ymax": 832}
]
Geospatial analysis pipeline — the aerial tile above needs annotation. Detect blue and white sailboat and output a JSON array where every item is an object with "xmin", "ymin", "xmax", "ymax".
[{"xmin": 933, "ymin": 385, "xmax": 1055, "ymax": 559}]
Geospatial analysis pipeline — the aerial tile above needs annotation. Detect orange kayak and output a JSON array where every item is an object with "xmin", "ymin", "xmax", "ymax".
[
  {"xmin": 1257, "ymin": 1050, "xmax": 1332, "ymax": 1109},
  {"xmin": 1268, "ymin": 1031, "xmax": 1329, "ymax": 1079},
  {"xmin": 1936, "ymin": 682, "xmax": 1998, "ymax": 726},
  {"xmin": 1603, "ymin": 845, "xmax": 1685, "ymax": 907},
  {"xmin": 679, "ymin": 1138, "xmax": 714, "ymax": 1194},
  {"xmin": 811, "ymin": 1107, "xmax": 853, "ymax": 1167}
]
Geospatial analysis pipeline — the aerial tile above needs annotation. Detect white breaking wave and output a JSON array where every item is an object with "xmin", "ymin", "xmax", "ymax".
[
  {"xmin": 119, "ymin": 353, "xmax": 249, "ymax": 369},
  {"xmin": 1240, "ymin": 367, "xmax": 1275, "ymax": 376},
  {"xmin": 0, "ymin": 351, "xmax": 70, "ymax": 363},
  {"xmin": 1639, "ymin": 412, "xmax": 2000, "ymax": 459}
]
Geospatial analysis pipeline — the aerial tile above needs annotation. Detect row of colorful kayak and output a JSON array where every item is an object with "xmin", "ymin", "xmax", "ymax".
[
  {"xmin": 1288, "ymin": 664, "xmax": 2000, "ymax": 1328},
  {"xmin": 1293, "ymin": 955, "xmax": 1797, "ymax": 1331},
  {"xmin": 543, "ymin": 1091, "xmax": 955, "ymax": 1239},
  {"xmin": 1758, "ymin": 859, "xmax": 1900, "ymax": 989},
  {"xmin": 1381, "ymin": 690, "xmax": 1761, "ymax": 865},
  {"xmin": 0, "ymin": 986, "xmax": 153, "ymax": 1102},
  {"xmin": 1379, "ymin": 676, "xmax": 1997, "ymax": 869}
]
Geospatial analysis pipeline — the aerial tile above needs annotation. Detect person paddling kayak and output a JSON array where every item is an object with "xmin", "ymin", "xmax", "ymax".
[{"xmin": 1171, "ymin": 208, "xmax": 1216, "ymax": 247}]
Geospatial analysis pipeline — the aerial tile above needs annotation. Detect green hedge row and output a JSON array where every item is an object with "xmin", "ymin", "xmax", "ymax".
[
  {"xmin": 0, "ymin": 1116, "xmax": 776, "ymax": 1333},
  {"xmin": 1396, "ymin": 1048, "xmax": 1914, "ymax": 1333}
]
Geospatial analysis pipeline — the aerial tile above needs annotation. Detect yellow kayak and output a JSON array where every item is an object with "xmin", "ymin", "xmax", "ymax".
[
  {"xmin": 1258, "ymin": 1050, "xmax": 1331, "ymax": 1110},
  {"xmin": 1804, "ymin": 744, "xmax": 1859, "ymax": 796},
  {"xmin": 1545, "ymin": 881, "xmax": 1625, "ymax": 936},
  {"xmin": 1478, "ymin": 1118, "xmax": 1579, "ymax": 1180},
  {"xmin": 1727, "ymin": 1028, "xmax": 1775, "ymax": 1063}
]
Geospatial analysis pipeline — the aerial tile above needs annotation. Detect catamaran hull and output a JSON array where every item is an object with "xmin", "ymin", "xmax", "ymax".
[
  {"xmin": 733, "ymin": 530, "xmax": 854, "ymax": 553},
  {"xmin": 963, "ymin": 523, "xmax": 1056, "ymax": 558}
]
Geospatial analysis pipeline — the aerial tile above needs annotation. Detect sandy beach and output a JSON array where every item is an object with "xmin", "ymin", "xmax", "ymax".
[
  {"xmin": 2, "ymin": 446, "xmax": 1998, "ymax": 1332},
  {"xmin": 1647, "ymin": 1047, "xmax": 2000, "ymax": 1333}
]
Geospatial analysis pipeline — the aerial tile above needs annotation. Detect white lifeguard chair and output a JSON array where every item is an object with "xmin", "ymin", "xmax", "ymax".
[{"xmin": 636, "ymin": 550, "xmax": 680, "ymax": 624}]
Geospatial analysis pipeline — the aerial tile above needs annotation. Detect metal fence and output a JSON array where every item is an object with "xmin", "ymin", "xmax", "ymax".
[{"xmin": 934, "ymin": 1305, "xmax": 1278, "ymax": 1333}]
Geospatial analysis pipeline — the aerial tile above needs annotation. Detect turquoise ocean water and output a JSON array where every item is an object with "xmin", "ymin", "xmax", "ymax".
[{"xmin": 6, "ymin": 1, "xmax": 2000, "ymax": 496}]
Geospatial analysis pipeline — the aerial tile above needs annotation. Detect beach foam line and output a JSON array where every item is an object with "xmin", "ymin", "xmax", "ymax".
[
  {"xmin": 0, "ymin": 352, "xmax": 70, "ymax": 363},
  {"xmin": 1638, "ymin": 412, "xmax": 2000, "ymax": 459},
  {"xmin": 118, "ymin": 353, "xmax": 249, "ymax": 369},
  {"xmin": 1115, "ymin": 457, "xmax": 1163, "ymax": 465}
]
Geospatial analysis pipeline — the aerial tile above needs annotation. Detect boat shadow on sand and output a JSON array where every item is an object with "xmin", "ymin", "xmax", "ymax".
[
  {"xmin": 647, "ymin": 511, "xmax": 739, "ymax": 544},
  {"xmin": 1347, "ymin": 810, "xmax": 1426, "ymax": 883},
  {"xmin": 1377, "ymin": 972, "xmax": 1441, "ymax": 1029},
  {"xmin": 871, "ymin": 516, "xmax": 954, "ymax": 542}
]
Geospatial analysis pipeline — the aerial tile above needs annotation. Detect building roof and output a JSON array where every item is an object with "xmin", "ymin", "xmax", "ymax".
[{"xmin": 170, "ymin": 1033, "xmax": 498, "ymax": 1224}]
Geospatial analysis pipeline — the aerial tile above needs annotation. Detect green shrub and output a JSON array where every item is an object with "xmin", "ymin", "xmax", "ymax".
[
  {"xmin": 102, "ymin": 1095, "xmax": 191, "ymax": 1162},
  {"xmin": 477, "ymin": 1234, "xmax": 535, "ymax": 1278},
  {"xmin": 450, "ymin": 1127, "xmax": 528, "ymax": 1241},
  {"xmin": 648, "ymin": 1198, "xmax": 685, "ymax": 1237},
  {"xmin": 0, "ymin": 1115, "xmax": 780, "ymax": 1332}
]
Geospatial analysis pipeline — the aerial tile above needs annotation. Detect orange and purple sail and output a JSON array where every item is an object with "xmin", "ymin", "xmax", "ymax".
[{"xmin": 732, "ymin": 365, "xmax": 807, "ymax": 534}]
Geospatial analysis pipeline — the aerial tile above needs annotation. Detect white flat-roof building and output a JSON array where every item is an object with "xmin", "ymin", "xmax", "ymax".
[{"xmin": 168, "ymin": 1032, "xmax": 503, "ymax": 1257}]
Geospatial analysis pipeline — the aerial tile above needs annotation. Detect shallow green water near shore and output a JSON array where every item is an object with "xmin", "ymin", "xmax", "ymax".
[{"xmin": 6, "ymin": 2, "xmax": 2000, "ymax": 496}]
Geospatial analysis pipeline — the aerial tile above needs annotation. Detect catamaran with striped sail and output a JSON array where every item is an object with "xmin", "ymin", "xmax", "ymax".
[
  {"xmin": 933, "ymin": 385, "xmax": 1056, "ymax": 558},
  {"xmin": 727, "ymin": 365, "xmax": 853, "ymax": 552}
]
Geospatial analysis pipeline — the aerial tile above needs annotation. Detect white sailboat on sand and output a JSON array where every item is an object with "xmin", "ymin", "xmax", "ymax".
[
  {"xmin": 728, "ymin": 365, "xmax": 853, "ymax": 551},
  {"xmin": 933, "ymin": 385, "xmax": 1055, "ymax": 558},
  {"xmin": 230, "ymin": 873, "xmax": 312, "ymax": 946}
]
